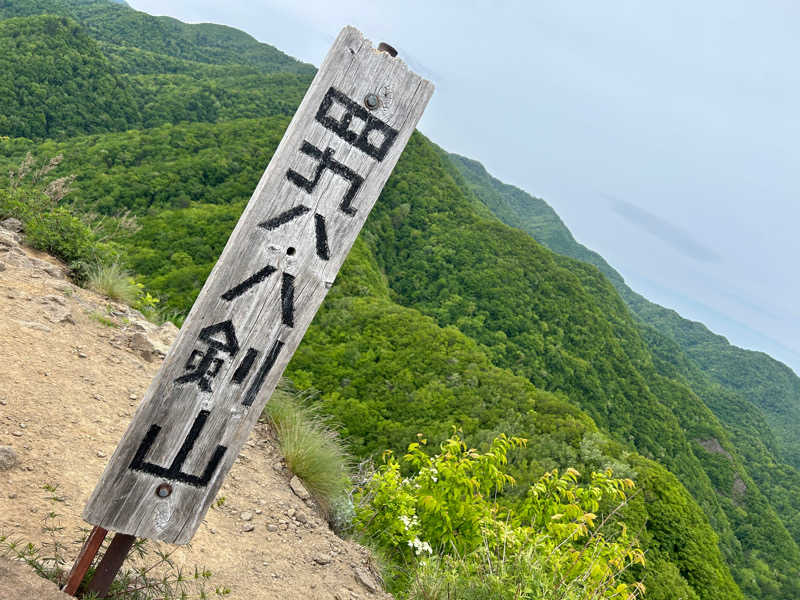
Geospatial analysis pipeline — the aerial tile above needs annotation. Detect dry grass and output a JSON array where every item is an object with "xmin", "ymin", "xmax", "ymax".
[
  {"xmin": 87, "ymin": 262, "xmax": 139, "ymax": 304},
  {"xmin": 264, "ymin": 387, "xmax": 352, "ymax": 519}
]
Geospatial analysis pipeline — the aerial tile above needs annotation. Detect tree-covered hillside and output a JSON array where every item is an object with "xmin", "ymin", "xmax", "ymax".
[
  {"xmin": 0, "ymin": 0, "xmax": 314, "ymax": 75},
  {"xmin": 449, "ymin": 153, "xmax": 800, "ymax": 471},
  {"xmin": 0, "ymin": 8, "xmax": 313, "ymax": 140},
  {"xmin": 449, "ymin": 152, "xmax": 800, "ymax": 555},
  {"xmin": 2, "ymin": 1, "xmax": 799, "ymax": 598}
]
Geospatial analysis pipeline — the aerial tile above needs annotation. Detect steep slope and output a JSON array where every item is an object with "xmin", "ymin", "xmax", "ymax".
[
  {"xmin": 0, "ymin": 118, "xmax": 754, "ymax": 599},
  {"xmin": 0, "ymin": 228, "xmax": 390, "ymax": 600},
  {"xmin": 448, "ymin": 152, "xmax": 800, "ymax": 469},
  {"xmin": 449, "ymin": 152, "xmax": 800, "ymax": 598}
]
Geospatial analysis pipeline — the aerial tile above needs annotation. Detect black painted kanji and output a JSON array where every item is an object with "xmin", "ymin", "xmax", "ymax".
[
  {"xmin": 221, "ymin": 265, "xmax": 276, "ymax": 301},
  {"xmin": 281, "ymin": 273, "xmax": 295, "ymax": 327},
  {"xmin": 286, "ymin": 141, "xmax": 363, "ymax": 216},
  {"xmin": 242, "ymin": 340, "xmax": 284, "ymax": 407},
  {"xmin": 129, "ymin": 410, "xmax": 227, "ymax": 488},
  {"xmin": 314, "ymin": 213, "xmax": 330, "ymax": 260},
  {"xmin": 231, "ymin": 348, "xmax": 259, "ymax": 384},
  {"xmin": 175, "ymin": 321, "xmax": 239, "ymax": 392},
  {"xmin": 258, "ymin": 207, "xmax": 330, "ymax": 261},
  {"xmin": 220, "ymin": 266, "xmax": 296, "ymax": 327},
  {"xmin": 259, "ymin": 205, "xmax": 310, "ymax": 231},
  {"xmin": 316, "ymin": 86, "xmax": 399, "ymax": 161}
]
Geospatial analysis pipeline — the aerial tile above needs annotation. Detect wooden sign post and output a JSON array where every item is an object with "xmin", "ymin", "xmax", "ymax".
[{"xmin": 64, "ymin": 26, "xmax": 433, "ymax": 595}]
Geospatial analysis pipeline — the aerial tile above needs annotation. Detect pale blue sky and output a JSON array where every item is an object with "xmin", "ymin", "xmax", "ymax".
[{"xmin": 129, "ymin": 0, "xmax": 800, "ymax": 374}]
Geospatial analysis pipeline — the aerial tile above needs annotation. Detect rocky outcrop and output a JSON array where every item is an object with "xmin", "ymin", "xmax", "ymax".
[{"xmin": 696, "ymin": 438, "xmax": 733, "ymax": 460}]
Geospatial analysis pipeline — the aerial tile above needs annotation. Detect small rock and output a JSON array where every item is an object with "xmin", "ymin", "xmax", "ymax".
[
  {"xmin": 129, "ymin": 394, "xmax": 138, "ymax": 400},
  {"xmin": 354, "ymin": 568, "xmax": 379, "ymax": 593},
  {"xmin": 0, "ymin": 262, "xmax": 5, "ymax": 272},
  {"xmin": 97, "ymin": 450, "xmax": 107, "ymax": 458},
  {"xmin": 129, "ymin": 332, "xmax": 156, "ymax": 362},
  {"xmin": 43, "ymin": 265, "xmax": 64, "ymax": 279},
  {"xmin": 271, "ymin": 462, "xmax": 283, "ymax": 473},
  {"xmin": 242, "ymin": 523, "xmax": 255, "ymax": 532},
  {"xmin": 11, "ymin": 431, "xmax": 23, "ymax": 437},
  {"xmin": 16, "ymin": 320, "xmax": 51, "ymax": 333},
  {"xmin": 8, "ymin": 492, "xmax": 17, "ymax": 499},
  {"xmin": 18, "ymin": 423, "xmax": 26, "ymax": 429},
  {"xmin": 0, "ymin": 446, "xmax": 18, "ymax": 470},
  {"xmin": 240, "ymin": 511, "xmax": 253, "ymax": 521},
  {"xmin": 289, "ymin": 475, "xmax": 311, "ymax": 501},
  {"xmin": 295, "ymin": 511, "xmax": 307, "ymax": 524},
  {"xmin": 1, "ymin": 218, "xmax": 23, "ymax": 233},
  {"xmin": 266, "ymin": 524, "xmax": 278, "ymax": 532},
  {"xmin": 313, "ymin": 553, "xmax": 332, "ymax": 565},
  {"xmin": 255, "ymin": 509, "xmax": 263, "ymax": 515},
  {"xmin": 78, "ymin": 352, "xmax": 88, "ymax": 359},
  {"xmin": 45, "ymin": 307, "xmax": 74, "ymax": 325},
  {"xmin": 286, "ymin": 508, "xmax": 296, "ymax": 519},
  {"xmin": 43, "ymin": 294, "xmax": 66, "ymax": 306}
]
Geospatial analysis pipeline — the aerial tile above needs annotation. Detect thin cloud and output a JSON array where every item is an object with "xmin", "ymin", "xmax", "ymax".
[{"xmin": 605, "ymin": 194, "xmax": 722, "ymax": 263}]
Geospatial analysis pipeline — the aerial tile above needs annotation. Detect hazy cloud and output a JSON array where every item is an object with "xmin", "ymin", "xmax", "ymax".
[{"xmin": 607, "ymin": 195, "xmax": 722, "ymax": 263}]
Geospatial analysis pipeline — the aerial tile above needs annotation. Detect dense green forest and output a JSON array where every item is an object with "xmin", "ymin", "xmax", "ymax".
[
  {"xmin": 2, "ymin": 1, "xmax": 800, "ymax": 598},
  {"xmin": 449, "ymin": 153, "xmax": 800, "ymax": 550},
  {"xmin": 449, "ymin": 153, "xmax": 800, "ymax": 470}
]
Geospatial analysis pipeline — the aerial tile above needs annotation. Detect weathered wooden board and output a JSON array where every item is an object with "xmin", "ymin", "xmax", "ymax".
[{"xmin": 83, "ymin": 26, "xmax": 434, "ymax": 544}]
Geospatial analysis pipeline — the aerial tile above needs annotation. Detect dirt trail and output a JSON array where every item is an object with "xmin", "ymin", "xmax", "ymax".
[{"xmin": 0, "ymin": 226, "xmax": 388, "ymax": 600}]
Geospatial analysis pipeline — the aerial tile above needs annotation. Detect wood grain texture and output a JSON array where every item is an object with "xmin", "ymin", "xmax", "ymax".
[{"xmin": 82, "ymin": 26, "xmax": 434, "ymax": 544}]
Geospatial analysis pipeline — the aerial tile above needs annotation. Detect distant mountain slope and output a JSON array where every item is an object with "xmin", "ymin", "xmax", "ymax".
[
  {"xmin": 449, "ymin": 152, "xmax": 800, "ymax": 466},
  {"xmin": 449, "ymin": 151, "xmax": 800, "ymax": 590},
  {"xmin": 0, "ymin": 0, "xmax": 314, "ymax": 74},
  {"xmin": 0, "ymin": 2, "xmax": 313, "ymax": 139}
]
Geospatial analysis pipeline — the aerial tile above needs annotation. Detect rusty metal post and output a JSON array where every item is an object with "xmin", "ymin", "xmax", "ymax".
[
  {"xmin": 62, "ymin": 526, "xmax": 108, "ymax": 596},
  {"xmin": 85, "ymin": 533, "xmax": 137, "ymax": 598}
]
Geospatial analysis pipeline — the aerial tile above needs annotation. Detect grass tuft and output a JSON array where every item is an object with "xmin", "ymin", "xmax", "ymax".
[
  {"xmin": 264, "ymin": 386, "xmax": 352, "ymax": 521},
  {"xmin": 87, "ymin": 262, "xmax": 139, "ymax": 304}
]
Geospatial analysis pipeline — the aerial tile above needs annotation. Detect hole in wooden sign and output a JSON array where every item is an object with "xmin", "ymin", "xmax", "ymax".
[
  {"xmin": 287, "ymin": 247, "xmax": 296, "ymax": 256},
  {"xmin": 156, "ymin": 483, "xmax": 172, "ymax": 498}
]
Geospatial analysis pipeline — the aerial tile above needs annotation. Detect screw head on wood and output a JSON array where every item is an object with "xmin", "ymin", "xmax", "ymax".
[
  {"xmin": 156, "ymin": 483, "xmax": 172, "ymax": 498},
  {"xmin": 364, "ymin": 93, "xmax": 380, "ymax": 110},
  {"xmin": 377, "ymin": 42, "xmax": 398, "ymax": 57}
]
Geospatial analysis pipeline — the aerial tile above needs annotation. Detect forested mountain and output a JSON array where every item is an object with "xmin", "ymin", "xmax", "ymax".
[
  {"xmin": 449, "ymin": 154, "xmax": 800, "ymax": 470},
  {"xmin": 450, "ymin": 153, "xmax": 800, "ymax": 546},
  {"xmin": 2, "ymin": 1, "xmax": 799, "ymax": 598}
]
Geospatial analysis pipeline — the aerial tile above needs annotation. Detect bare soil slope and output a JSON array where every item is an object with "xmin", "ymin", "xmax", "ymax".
[{"xmin": 0, "ymin": 225, "xmax": 388, "ymax": 600}]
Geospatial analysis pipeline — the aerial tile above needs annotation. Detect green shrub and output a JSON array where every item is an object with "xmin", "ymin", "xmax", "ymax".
[
  {"xmin": 263, "ymin": 388, "xmax": 352, "ymax": 521},
  {"xmin": 355, "ymin": 432, "xmax": 645, "ymax": 599}
]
